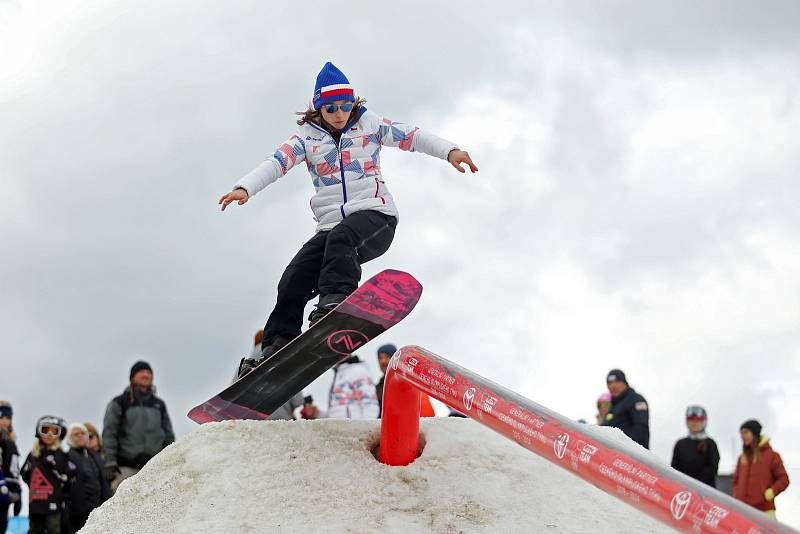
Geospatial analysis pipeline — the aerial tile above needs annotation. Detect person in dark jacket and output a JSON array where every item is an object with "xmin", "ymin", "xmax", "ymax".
[
  {"xmin": 0, "ymin": 401, "xmax": 21, "ymax": 534},
  {"xmin": 66, "ymin": 423, "xmax": 111, "ymax": 531},
  {"xmin": 671, "ymin": 405, "xmax": 720, "ymax": 487},
  {"xmin": 102, "ymin": 361, "xmax": 175, "ymax": 493},
  {"xmin": 733, "ymin": 419, "xmax": 790, "ymax": 519},
  {"xmin": 21, "ymin": 415, "xmax": 76, "ymax": 534},
  {"xmin": 375, "ymin": 344, "xmax": 396, "ymax": 417},
  {"xmin": 600, "ymin": 369, "xmax": 650, "ymax": 449}
]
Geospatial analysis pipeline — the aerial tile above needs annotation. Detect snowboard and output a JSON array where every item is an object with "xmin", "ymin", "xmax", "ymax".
[{"xmin": 188, "ymin": 269, "xmax": 422, "ymax": 423}]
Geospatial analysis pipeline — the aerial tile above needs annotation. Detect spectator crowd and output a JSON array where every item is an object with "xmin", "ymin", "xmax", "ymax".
[{"xmin": 1, "ymin": 343, "xmax": 792, "ymax": 531}]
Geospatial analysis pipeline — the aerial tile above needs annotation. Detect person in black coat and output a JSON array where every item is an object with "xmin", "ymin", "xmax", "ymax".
[
  {"xmin": 375, "ymin": 344, "xmax": 397, "ymax": 417},
  {"xmin": 21, "ymin": 416, "xmax": 77, "ymax": 534},
  {"xmin": 600, "ymin": 369, "xmax": 650, "ymax": 449},
  {"xmin": 671, "ymin": 405, "xmax": 720, "ymax": 487},
  {"xmin": 0, "ymin": 402, "xmax": 22, "ymax": 534},
  {"xmin": 66, "ymin": 423, "xmax": 111, "ymax": 531}
]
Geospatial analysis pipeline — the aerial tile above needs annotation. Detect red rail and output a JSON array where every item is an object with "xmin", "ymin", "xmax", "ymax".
[{"xmin": 378, "ymin": 345, "xmax": 797, "ymax": 534}]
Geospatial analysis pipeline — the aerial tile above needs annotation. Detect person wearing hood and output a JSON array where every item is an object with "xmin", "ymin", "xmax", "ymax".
[
  {"xmin": 670, "ymin": 405, "xmax": 720, "ymax": 487},
  {"xmin": 65, "ymin": 423, "xmax": 111, "ymax": 531},
  {"xmin": 732, "ymin": 419, "xmax": 790, "ymax": 518},
  {"xmin": 600, "ymin": 369, "xmax": 650, "ymax": 449},
  {"xmin": 102, "ymin": 361, "xmax": 175, "ymax": 493},
  {"xmin": 327, "ymin": 354, "xmax": 379, "ymax": 419},
  {"xmin": 21, "ymin": 415, "xmax": 76, "ymax": 534},
  {"xmin": 0, "ymin": 401, "xmax": 21, "ymax": 533},
  {"xmin": 220, "ymin": 62, "xmax": 478, "ymax": 379}
]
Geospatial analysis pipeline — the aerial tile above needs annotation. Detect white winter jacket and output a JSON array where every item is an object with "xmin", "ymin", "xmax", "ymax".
[
  {"xmin": 234, "ymin": 108, "xmax": 458, "ymax": 232},
  {"xmin": 327, "ymin": 359, "xmax": 379, "ymax": 420}
]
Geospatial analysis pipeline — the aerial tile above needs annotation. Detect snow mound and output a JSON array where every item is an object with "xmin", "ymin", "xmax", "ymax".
[{"xmin": 82, "ymin": 418, "xmax": 674, "ymax": 533}]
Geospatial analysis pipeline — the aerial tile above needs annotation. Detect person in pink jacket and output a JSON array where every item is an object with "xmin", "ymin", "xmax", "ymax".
[{"xmin": 220, "ymin": 62, "xmax": 477, "ymax": 378}]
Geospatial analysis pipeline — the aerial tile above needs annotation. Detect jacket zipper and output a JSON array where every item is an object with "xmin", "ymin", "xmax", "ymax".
[{"xmin": 309, "ymin": 114, "xmax": 360, "ymax": 219}]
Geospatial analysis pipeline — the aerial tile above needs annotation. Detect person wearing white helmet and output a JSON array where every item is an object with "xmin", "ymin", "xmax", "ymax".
[
  {"xmin": 670, "ymin": 405, "xmax": 720, "ymax": 487},
  {"xmin": 20, "ymin": 415, "xmax": 76, "ymax": 534}
]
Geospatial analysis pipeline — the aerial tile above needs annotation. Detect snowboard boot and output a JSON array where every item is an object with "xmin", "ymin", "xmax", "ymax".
[
  {"xmin": 236, "ymin": 336, "xmax": 291, "ymax": 379},
  {"xmin": 307, "ymin": 293, "xmax": 348, "ymax": 327}
]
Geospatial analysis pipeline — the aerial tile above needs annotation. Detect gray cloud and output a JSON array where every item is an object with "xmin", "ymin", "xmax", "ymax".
[{"xmin": 2, "ymin": 0, "xmax": 800, "ymax": 525}]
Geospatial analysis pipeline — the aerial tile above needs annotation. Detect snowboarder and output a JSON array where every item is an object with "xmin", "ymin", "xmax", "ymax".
[
  {"xmin": 670, "ymin": 405, "xmax": 720, "ymax": 487},
  {"xmin": 218, "ymin": 62, "xmax": 477, "ymax": 378}
]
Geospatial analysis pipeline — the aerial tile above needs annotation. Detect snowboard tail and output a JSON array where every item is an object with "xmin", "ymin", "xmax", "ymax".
[{"xmin": 188, "ymin": 269, "xmax": 422, "ymax": 423}]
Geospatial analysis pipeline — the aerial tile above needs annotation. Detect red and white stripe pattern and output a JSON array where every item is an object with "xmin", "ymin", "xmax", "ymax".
[{"xmin": 320, "ymin": 83, "xmax": 354, "ymax": 101}]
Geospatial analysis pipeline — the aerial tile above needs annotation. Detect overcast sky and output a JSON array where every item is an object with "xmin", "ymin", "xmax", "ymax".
[{"xmin": 2, "ymin": 0, "xmax": 799, "ymax": 527}]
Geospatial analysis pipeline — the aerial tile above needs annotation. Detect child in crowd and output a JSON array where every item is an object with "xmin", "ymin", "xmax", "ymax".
[{"xmin": 21, "ymin": 416, "xmax": 76, "ymax": 534}]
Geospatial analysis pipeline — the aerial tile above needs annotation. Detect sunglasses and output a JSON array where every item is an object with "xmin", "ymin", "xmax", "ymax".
[
  {"xmin": 323, "ymin": 103, "xmax": 354, "ymax": 114},
  {"xmin": 38, "ymin": 425, "xmax": 61, "ymax": 437}
]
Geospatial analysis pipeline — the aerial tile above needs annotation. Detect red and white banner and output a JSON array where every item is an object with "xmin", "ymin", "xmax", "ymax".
[{"xmin": 379, "ymin": 345, "xmax": 798, "ymax": 534}]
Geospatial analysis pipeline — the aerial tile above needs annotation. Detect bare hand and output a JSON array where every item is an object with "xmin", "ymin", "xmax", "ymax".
[
  {"xmin": 447, "ymin": 149, "xmax": 478, "ymax": 173},
  {"xmin": 219, "ymin": 188, "xmax": 249, "ymax": 211}
]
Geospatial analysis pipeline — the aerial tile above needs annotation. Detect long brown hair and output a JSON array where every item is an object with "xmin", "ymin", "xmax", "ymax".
[
  {"xmin": 741, "ymin": 440, "xmax": 761, "ymax": 464},
  {"xmin": 296, "ymin": 97, "xmax": 367, "ymax": 127}
]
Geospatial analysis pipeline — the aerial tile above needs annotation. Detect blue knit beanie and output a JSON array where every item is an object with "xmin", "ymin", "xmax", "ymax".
[
  {"xmin": 0, "ymin": 401, "xmax": 12, "ymax": 419},
  {"xmin": 313, "ymin": 62, "xmax": 355, "ymax": 110},
  {"xmin": 377, "ymin": 344, "xmax": 397, "ymax": 357}
]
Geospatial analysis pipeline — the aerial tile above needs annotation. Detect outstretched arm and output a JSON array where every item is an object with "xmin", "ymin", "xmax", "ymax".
[
  {"xmin": 219, "ymin": 132, "xmax": 307, "ymax": 210},
  {"xmin": 378, "ymin": 116, "xmax": 478, "ymax": 173}
]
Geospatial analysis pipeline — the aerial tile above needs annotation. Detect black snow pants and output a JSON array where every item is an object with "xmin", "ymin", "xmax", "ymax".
[{"xmin": 262, "ymin": 210, "xmax": 397, "ymax": 349}]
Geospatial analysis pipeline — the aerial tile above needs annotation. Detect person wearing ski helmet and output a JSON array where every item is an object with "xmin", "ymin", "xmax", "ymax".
[
  {"xmin": 600, "ymin": 369, "xmax": 650, "ymax": 448},
  {"xmin": 20, "ymin": 415, "xmax": 76, "ymax": 534},
  {"xmin": 595, "ymin": 392, "xmax": 612, "ymax": 425},
  {"xmin": 219, "ymin": 62, "xmax": 478, "ymax": 378},
  {"xmin": 670, "ymin": 405, "xmax": 720, "ymax": 487},
  {"xmin": 733, "ymin": 419, "xmax": 790, "ymax": 518},
  {"xmin": 0, "ymin": 401, "xmax": 22, "ymax": 533}
]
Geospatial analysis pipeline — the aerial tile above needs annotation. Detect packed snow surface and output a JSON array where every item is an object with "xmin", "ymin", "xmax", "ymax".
[{"xmin": 82, "ymin": 418, "xmax": 675, "ymax": 533}]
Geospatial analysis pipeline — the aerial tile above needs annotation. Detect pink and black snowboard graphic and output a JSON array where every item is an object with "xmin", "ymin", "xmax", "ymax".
[{"xmin": 188, "ymin": 269, "xmax": 422, "ymax": 423}]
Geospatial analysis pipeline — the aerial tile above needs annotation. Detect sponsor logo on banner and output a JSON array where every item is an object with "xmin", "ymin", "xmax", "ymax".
[
  {"xmin": 326, "ymin": 330, "xmax": 369, "ymax": 355},
  {"xmin": 701, "ymin": 505, "xmax": 728, "ymax": 528},
  {"xmin": 670, "ymin": 491, "xmax": 692, "ymax": 520},
  {"xmin": 482, "ymin": 395, "xmax": 497, "ymax": 413},
  {"xmin": 390, "ymin": 355, "xmax": 400, "ymax": 371},
  {"xmin": 463, "ymin": 387, "xmax": 476, "ymax": 411},
  {"xmin": 407, "ymin": 357, "xmax": 419, "ymax": 373},
  {"xmin": 554, "ymin": 433, "xmax": 570, "ymax": 459},
  {"xmin": 577, "ymin": 441, "xmax": 598, "ymax": 464}
]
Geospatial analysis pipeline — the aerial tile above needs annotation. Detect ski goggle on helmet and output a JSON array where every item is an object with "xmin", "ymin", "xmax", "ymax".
[
  {"xmin": 686, "ymin": 405, "xmax": 707, "ymax": 422},
  {"xmin": 36, "ymin": 415, "xmax": 67, "ymax": 440}
]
